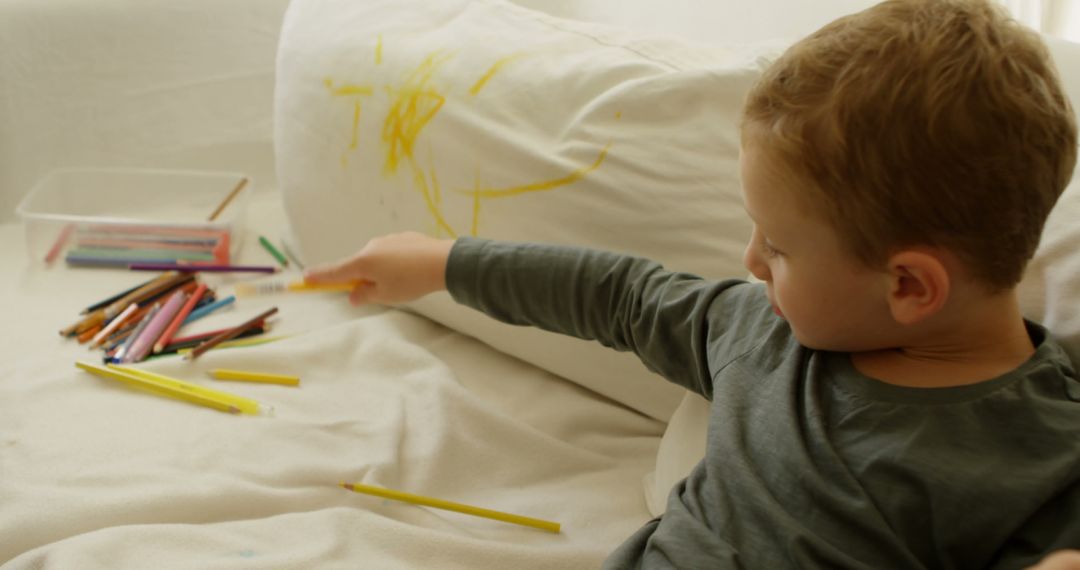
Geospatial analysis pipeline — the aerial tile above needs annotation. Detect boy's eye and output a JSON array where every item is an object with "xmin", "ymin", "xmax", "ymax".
[{"xmin": 761, "ymin": 241, "xmax": 781, "ymax": 257}]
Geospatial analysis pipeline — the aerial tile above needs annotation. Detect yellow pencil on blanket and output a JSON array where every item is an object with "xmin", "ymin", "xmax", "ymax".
[
  {"xmin": 339, "ymin": 481, "xmax": 561, "ymax": 533},
  {"xmin": 210, "ymin": 368, "xmax": 300, "ymax": 386},
  {"xmin": 107, "ymin": 364, "xmax": 273, "ymax": 415},
  {"xmin": 234, "ymin": 279, "xmax": 362, "ymax": 297},
  {"xmin": 75, "ymin": 361, "xmax": 272, "ymax": 415}
]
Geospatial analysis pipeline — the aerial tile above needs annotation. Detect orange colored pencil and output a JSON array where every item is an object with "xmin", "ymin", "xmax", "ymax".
[
  {"xmin": 154, "ymin": 283, "xmax": 208, "ymax": 353},
  {"xmin": 184, "ymin": 307, "xmax": 278, "ymax": 361},
  {"xmin": 78, "ymin": 324, "xmax": 103, "ymax": 344}
]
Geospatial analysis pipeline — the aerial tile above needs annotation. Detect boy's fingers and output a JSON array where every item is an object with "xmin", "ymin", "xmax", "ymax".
[
  {"xmin": 304, "ymin": 259, "xmax": 360, "ymax": 283},
  {"xmin": 349, "ymin": 282, "xmax": 375, "ymax": 306}
]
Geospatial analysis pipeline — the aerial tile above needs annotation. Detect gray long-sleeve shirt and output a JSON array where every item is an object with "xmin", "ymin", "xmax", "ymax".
[{"xmin": 445, "ymin": 237, "xmax": 1080, "ymax": 569}]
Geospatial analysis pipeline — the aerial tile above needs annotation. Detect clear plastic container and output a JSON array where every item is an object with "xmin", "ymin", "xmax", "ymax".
[{"xmin": 16, "ymin": 168, "xmax": 251, "ymax": 266}]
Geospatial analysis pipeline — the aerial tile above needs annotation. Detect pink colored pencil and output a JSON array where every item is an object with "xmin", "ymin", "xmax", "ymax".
[
  {"xmin": 153, "ymin": 283, "xmax": 208, "ymax": 354},
  {"xmin": 44, "ymin": 224, "xmax": 76, "ymax": 263},
  {"xmin": 121, "ymin": 290, "xmax": 187, "ymax": 363}
]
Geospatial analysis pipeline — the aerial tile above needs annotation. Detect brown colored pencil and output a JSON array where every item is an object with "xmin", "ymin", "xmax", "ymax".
[
  {"xmin": 168, "ymin": 321, "xmax": 266, "ymax": 346},
  {"xmin": 207, "ymin": 177, "xmax": 249, "ymax": 222},
  {"xmin": 183, "ymin": 307, "xmax": 278, "ymax": 360}
]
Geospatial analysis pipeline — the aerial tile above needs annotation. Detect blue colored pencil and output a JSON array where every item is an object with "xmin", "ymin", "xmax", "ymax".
[{"xmin": 183, "ymin": 295, "xmax": 236, "ymax": 324}]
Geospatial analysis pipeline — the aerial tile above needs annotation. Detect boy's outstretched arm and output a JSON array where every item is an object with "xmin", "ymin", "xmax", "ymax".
[
  {"xmin": 307, "ymin": 232, "xmax": 749, "ymax": 397},
  {"xmin": 304, "ymin": 232, "xmax": 455, "ymax": 306}
]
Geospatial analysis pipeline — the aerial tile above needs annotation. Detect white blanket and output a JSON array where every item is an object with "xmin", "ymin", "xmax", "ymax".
[{"xmin": 0, "ymin": 195, "xmax": 662, "ymax": 568}]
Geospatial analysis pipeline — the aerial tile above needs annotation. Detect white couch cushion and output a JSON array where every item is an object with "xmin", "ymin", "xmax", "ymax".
[{"xmin": 275, "ymin": 0, "xmax": 774, "ymax": 421}]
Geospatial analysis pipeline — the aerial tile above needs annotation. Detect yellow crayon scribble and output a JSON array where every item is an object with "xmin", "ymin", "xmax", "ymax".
[
  {"xmin": 459, "ymin": 143, "xmax": 611, "ymax": 199},
  {"xmin": 375, "ymin": 34, "xmax": 383, "ymax": 65},
  {"xmin": 382, "ymin": 53, "xmax": 452, "ymax": 174},
  {"xmin": 469, "ymin": 53, "xmax": 523, "ymax": 96},
  {"xmin": 325, "ymin": 78, "xmax": 375, "ymax": 162},
  {"xmin": 351, "ymin": 101, "xmax": 362, "ymax": 149},
  {"xmin": 409, "ymin": 158, "xmax": 456, "ymax": 238},
  {"xmin": 615, "ymin": 111, "xmax": 622, "ymax": 120},
  {"xmin": 429, "ymin": 153, "xmax": 441, "ymax": 208}
]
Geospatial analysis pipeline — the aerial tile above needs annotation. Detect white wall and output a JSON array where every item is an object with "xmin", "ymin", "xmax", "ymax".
[{"xmin": 0, "ymin": 0, "xmax": 290, "ymax": 222}]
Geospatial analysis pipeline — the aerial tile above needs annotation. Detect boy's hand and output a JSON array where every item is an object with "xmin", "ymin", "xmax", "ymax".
[
  {"xmin": 303, "ymin": 231, "xmax": 455, "ymax": 306},
  {"xmin": 1028, "ymin": 551, "xmax": 1080, "ymax": 570}
]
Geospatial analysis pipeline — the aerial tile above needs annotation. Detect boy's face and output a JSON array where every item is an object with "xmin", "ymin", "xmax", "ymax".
[{"xmin": 739, "ymin": 139, "xmax": 895, "ymax": 351}]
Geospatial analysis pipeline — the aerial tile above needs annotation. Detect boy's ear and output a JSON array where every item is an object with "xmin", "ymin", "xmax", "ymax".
[{"xmin": 884, "ymin": 250, "xmax": 951, "ymax": 326}]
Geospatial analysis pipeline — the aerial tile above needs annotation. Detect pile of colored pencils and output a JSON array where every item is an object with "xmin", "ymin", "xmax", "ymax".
[{"xmin": 59, "ymin": 271, "xmax": 272, "ymax": 363}]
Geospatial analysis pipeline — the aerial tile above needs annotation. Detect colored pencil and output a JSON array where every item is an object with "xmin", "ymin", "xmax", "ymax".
[
  {"xmin": 258, "ymin": 236, "xmax": 289, "ymax": 267},
  {"xmin": 84, "ymin": 224, "xmax": 229, "ymax": 238},
  {"xmin": 77, "ymin": 324, "xmax": 103, "ymax": 344},
  {"xmin": 183, "ymin": 307, "xmax": 278, "ymax": 360},
  {"xmin": 90, "ymin": 302, "xmax": 138, "ymax": 348},
  {"xmin": 207, "ymin": 177, "xmax": 249, "ymax": 222},
  {"xmin": 159, "ymin": 325, "xmax": 266, "ymax": 354},
  {"xmin": 210, "ymin": 368, "xmax": 299, "ymax": 386},
  {"xmin": 122, "ymin": 291, "xmax": 187, "ymax": 363},
  {"xmin": 281, "ymin": 239, "xmax": 306, "ymax": 270},
  {"xmin": 235, "ymin": 280, "xmax": 360, "ymax": 297},
  {"xmin": 176, "ymin": 334, "xmax": 286, "ymax": 354},
  {"xmin": 113, "ymin": 304, "xmax": 159, "ymax": 362},
  {"xmin": 135, "ymin": 279, "xmax": 199, "ymax": 311},
  {"xmin": 60, "ymin": 271, "xmax": 185, "ymax": 337},
  {"xmin": 167, "ymin": 322, "xmax": 266, "ymax": 347},
  {"xmin": 81, "ymin": 276, "xmax": 158, "ymax": 314},
  {"xmin": 153, "ymin": 283, "xmax": 207, "ymax": 353},
  {"xmin": 113, "ymin": 272, "xmax": 192, "ymax": 317},
  {"xmin": 108, "ymin": 365, "xmax": 268, "ymax": 415},
  {"xmin": 338, "ymin": 482, "xmax": 561, "ymax": 533},
  {"xmin": 183, "ymin": 295, "xmax": 236, "ymax": 323},
  {"xmin": 66, "ymin": 249, "xmax": 218, "ymax": 267},
  {"xmin": 44, "ymin": 223, "xmax": 75, "ymax": 263},
  {"xmin": 98, "ymin": 281, "xmax": 198, "ymax": 347},
  {"xmin": 127, "ymin": 263, "xmax": 277, "ymax": 274},
  {"xmin": 76, "ymin": 361, "xmax": 252, "ymax": 415}
]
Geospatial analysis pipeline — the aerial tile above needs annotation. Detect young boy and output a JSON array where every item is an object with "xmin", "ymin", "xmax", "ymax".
[{"xmin": 306, "ymin": 0, "xmax": 1079, "ymax": 567}]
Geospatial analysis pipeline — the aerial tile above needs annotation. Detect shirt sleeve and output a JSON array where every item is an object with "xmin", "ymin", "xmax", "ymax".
[{"xmin": 445, "ymin": 237, "xmax": 749, "ymax": 396}]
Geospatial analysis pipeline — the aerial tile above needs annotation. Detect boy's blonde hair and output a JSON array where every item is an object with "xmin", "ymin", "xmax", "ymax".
[{"xmin": 742, "ymin": 0, "xmax": 1077, "ymax": 291}]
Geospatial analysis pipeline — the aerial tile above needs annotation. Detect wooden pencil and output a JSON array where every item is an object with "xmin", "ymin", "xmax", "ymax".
[
  {"xmin": 167, "ymin": 322, "xmax": 266, "ymax": 347},
  {"xmin": 207, "ymin": 177, "xmax": 249, "ymax": 222},
  {"xmin": 81, "ymin": 276, "xmax": 158, "ymax": 315},
  {"xmin": 63, "ymin": 272, "xmax": 191, "ymax": 338},
  {"xmin": 183, "ymin": 307, "xmax": 278, "ymax": 360}
]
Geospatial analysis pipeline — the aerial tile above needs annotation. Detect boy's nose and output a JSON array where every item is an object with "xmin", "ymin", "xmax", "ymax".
[{"xmin": 743, "ymin": 241, "xmax": 771, "ymax": 282}]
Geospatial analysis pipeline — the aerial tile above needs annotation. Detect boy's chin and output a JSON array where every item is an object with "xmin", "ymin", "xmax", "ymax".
[{"xmin": 792, "ymin": 329, "xmax": 884, "ymax": 353}]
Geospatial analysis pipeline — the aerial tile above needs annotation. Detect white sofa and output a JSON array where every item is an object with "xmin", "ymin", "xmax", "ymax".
[{"xmin": 1, "ymin": 1, "xmax": 1078, "ymax": 568}]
